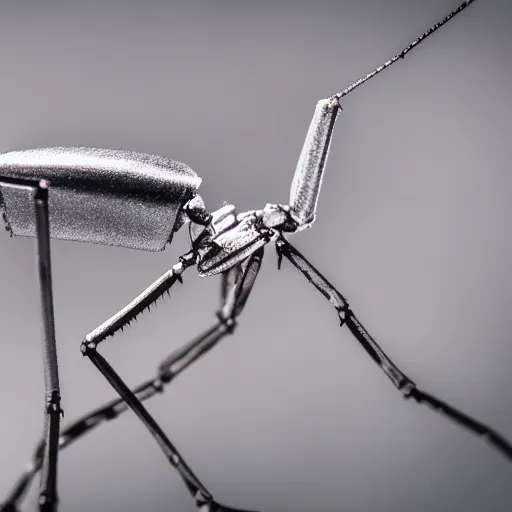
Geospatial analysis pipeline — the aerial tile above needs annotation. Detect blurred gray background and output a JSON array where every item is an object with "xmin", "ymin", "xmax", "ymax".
[{"xmin": 0, "ymin": 0, "xmax": 511, "ymax": 510}]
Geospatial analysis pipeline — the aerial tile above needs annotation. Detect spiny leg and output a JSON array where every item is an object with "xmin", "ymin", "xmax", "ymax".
[
  {"xmin": 0, "ymin": 177, "xmax": 62, "ymax": 512},
  {"xmin": 0, "ymin": 250, "xmax": 263, "ymax": 511},
  {"xmin": 77, "ymin": 250, "xmax": 263, "ymax": 512},
  {"xmin": 159, "ymin": 248, "xmax": 263, "ymax": 382},
  {"xmin": 276, "ymin": 236, "xmax": 512, "ymax": 461},
  {"xmin": 79, "ymin": 252, "xmax": 211, "ymax": 508}
]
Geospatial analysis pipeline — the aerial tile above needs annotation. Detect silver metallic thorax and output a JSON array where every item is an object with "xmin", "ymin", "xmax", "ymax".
[
  {"xmin": 190, "ymin": 203, "xmax": 293, "ymax": 277},
  {"xmin": 187, "ymin": 96, "xmax": 341, "ymax": 276}
]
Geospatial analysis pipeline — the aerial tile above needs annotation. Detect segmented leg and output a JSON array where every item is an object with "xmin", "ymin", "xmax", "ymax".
[
  {"xmin": 70, "ymin": 250, "xmax": 263, "ymax": 512},
  {"xmin": 276, "ymin": 236, "xmax": 512, "ymax": 461},
  {"xmin": 159, "ymin": 248, "xmax": 263, "ymax": 382},
  {"xmin": 1, "ymin": 250, "xmax": 263, "ymax": 511},
  {"xmin": 0, "ymin": 177, "xmax": 62, "ymax": 512},
  {"xmin": 0, "ymin": 379, "xmax": 157, "ymax": 512}
]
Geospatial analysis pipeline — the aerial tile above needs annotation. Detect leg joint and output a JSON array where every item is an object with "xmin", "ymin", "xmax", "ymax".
[
  {"xmin": 80, "ymin": 338, "xmax": 97, "ymax": 356},
  {"xmin": 38, "ymin": 492, "xmax": 59, "ymax": 510},
  {"xmin": 152, "ymin": 375, "xmax": 169, "ymax": 390},
  {"xmin": 45, "ymin": 390, "xmax": 64, "ymax": 417},
  {"xmin": 400, "ymin": 380, "xmax": 418, "ymax": 400},
  {"xmin": 337, "ymin": 305, "xmax": 351, "ymax": 326},
  {"xmin": 215, "ymin": 312, "xmax": 237, "ymax": 334}
]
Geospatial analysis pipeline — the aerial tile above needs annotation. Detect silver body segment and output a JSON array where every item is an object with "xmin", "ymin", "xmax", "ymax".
[
  {"xmin": 0, "ymin": 147, "xmax": 201, "ymax": 251},
  {"xmin": 289, "ymin": 99, "xmax": 340, "ymax": 228}
]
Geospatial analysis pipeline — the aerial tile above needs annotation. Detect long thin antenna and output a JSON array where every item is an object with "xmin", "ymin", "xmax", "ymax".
[{"xmin": 333, "ymin": 0, "xmax": 477, "ymax": 102}]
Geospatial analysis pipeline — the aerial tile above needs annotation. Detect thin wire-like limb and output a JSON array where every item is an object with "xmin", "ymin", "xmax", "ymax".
[
  {"xmin": 159, "ymin": 249, "xmax": 263, "ymax": 382},
  {"xmin": 0, "ymin": 251, "xmax": 264, "ymax": 511},
  {"xmin": 0, "ymin": 380, "xmax": 157, "ymax": 511},
  {"xmin": 33, "ymin": 181, "xmax": 62, "ymax": 512},
  {"xmin": 0, "ymin": 177, "xmax": 62, "ymax": 512},
  {"xmin": 276, "ymin": 236, "xmax": 512, "ymax": 461},
  {"xmin": 332, "ymin": 0, "xmax": 477, "ymax": 102},
  {"xmin": 85, "ymin": 350, "xmax": 218, "ymax": 507},
  {"xmin": 78, "ymin": 250, "xmax": 263, "ymax": 511},
  {"xmin": 79, "ymin": 253, "xmax": 214, "ymax": 509}
]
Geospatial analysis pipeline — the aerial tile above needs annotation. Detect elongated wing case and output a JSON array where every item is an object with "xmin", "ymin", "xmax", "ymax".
[{"xmin": 0, "ymin": 147, "xmax": 201, "ymax": 251}]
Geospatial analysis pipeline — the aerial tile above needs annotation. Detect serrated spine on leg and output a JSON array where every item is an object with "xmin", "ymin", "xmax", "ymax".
[
  {"xmin": 289, "ymin": 98, "xmax": 340, "ymax": 229},
  {"xmin": 81, "ymin": 254, "xmax": 194, "ymax": 350}
]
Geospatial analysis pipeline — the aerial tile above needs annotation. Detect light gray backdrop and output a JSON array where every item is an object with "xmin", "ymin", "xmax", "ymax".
[{"xmin": 0, "ymin": 0, "xmax": 510, "ymax": 511}]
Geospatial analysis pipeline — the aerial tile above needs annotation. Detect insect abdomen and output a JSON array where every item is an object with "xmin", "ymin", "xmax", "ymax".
[{"xmin": 0, "ymin": 147, "xmax": 202, "ymax": 251}]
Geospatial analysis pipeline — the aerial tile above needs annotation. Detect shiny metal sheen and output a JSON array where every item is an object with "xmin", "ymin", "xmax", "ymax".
[
  {"xmin": 289, "ymin": 99, "xmax": 340, "ymax": 228},
  {"xmin": 0, "ymin": 147, "xmax": 202, "ymax": 251}
]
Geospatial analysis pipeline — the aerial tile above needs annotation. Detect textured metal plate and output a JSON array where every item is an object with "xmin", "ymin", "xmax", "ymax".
[{"xmin": 0, "ymin": 147, "xmax": 202, "ymax": 251}]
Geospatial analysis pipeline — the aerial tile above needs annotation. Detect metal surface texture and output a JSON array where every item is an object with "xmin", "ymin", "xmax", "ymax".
[
  {"xmin": 0, "ymin": 1, "xmax": 511, "ymax": 511},
  {"xmin": 0, "ymin": 148, "xmax": 201, "ymax": 251},
  {"xmin": 289, "ymin": 99, "xmax": 340, "ymax": 228}
]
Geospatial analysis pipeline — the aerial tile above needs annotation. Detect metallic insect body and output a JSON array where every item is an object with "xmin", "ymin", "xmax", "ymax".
[{"xmin": 0, "ymin": 1, "xmax": 509, "ymax": 511}]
